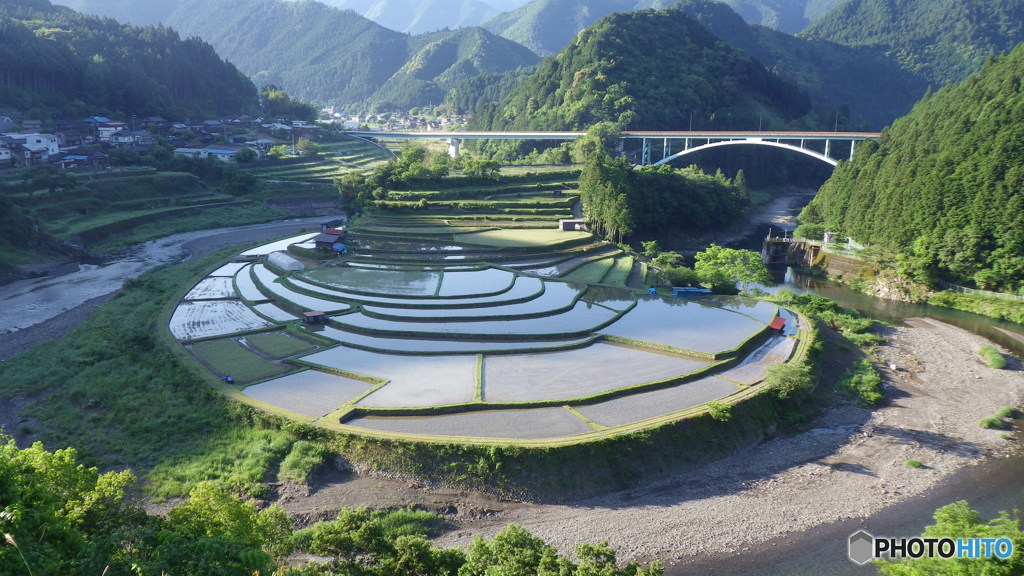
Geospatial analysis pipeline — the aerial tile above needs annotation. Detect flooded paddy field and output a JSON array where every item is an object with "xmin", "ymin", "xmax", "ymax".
[{"xmin": 166, "ymin": 223, "xmax": 807, "ymax": 442}]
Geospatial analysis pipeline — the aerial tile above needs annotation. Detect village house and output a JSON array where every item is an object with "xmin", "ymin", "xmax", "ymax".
[
  {"xmin": 58, "ymin": 152, "xmax": 110, "ymax": 169},
  {"xmin": 96, "ymin": 121, "xmax": 127, "ymax": 142},
  {"xmin": 173, "ymin": 147, "xmax": 208, "ymax": 160},
  {"xmin": 203, "ymin": 145, "xmax": 244, "ymax": 162},
  {"xmin": 110, "ymin": 130, "xmax": 156, "ymax": 149}
]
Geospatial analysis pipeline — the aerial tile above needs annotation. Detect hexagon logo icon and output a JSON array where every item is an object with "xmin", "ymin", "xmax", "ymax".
[{"xmin": 849, "ymin": 530, "xmax": 875, "ymax": 565}]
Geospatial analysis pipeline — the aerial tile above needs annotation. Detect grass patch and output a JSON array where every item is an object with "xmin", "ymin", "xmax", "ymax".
[
  {"xmin": 278, "ymin": 440, "xmax": 328, "ymax": 484},
  {"xmin": 246, "ymin": 331, "xmax": 319, "ymax": 358},
  {"xmin": 905, "ymin": 459, "xmax": 924, "ymax": 468},
  {"xmin": 146, "ymin": 427, "xmax": 293, "ymax": 499},
  {"xmin": 979, "ymin": 345, "xmax": 1007, "ymax": 369},
  {"xmin": 0, "ymin": 252, "xmax": 292, "ymax": 497},
  {"xmin": 191, "ymin": 338, "xmax": 291, "ymax": 383},
  {"xmin": 454, "ymin": 229, "xmax": 591, "ymax": 247},
  {"xmin": 997, "ymin": 406, "xmax": 1020, "ymax": 419},
  {"xmin": 601, "ymin": 254, "xmax": 635, "ymax": 287},
  {"xmin": 979, "ymin": 416, "xmax": 1010, "ymax": 430},
  {"xmin": 561, "ymin": 257, "xmax": 615, "ymax": 283},
  {"xmin": 837, "ymin": 358, "xmax": 884, "ymax": 406}
]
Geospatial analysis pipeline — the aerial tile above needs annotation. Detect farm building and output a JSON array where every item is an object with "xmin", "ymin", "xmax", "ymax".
[
  {"xmin": 558, "ymin": 218, "xmax": 587, "ymax": 231},
  {"xmin": 314, "ymin": 233, "xmax": 342, "ymax": 250},
  {"xmin": 268, "ymin": 251, "xmax": 304, "ymax": 271}
]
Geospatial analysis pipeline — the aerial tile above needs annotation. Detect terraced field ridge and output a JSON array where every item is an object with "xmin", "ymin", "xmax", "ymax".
[{"xmin": 167, "ymin": 219, "xmax": 809, "ymax": 445}]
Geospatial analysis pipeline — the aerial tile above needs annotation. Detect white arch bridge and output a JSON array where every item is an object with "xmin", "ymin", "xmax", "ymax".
[{"xmin": 343, "ymin": 130, "xmax": 881, "ymax": 167}]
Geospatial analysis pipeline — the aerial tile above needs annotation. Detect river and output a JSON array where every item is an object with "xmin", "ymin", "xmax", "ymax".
[{"xmin": 691, "ymin": 208, "xmax": 1024, "ymax": 576}]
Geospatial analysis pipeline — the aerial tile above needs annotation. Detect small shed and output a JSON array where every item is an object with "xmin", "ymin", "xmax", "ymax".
[
  {"xmin": 314, "ymin": 233, "xmax": 341, "ymax": 250},
  {"xmin": 769, "ymin": 316, "xmax": 787, "ymax": 333},
  {"xmin": 267, "ymin": 251, "xmax": 304, "ymax": 271},
  {"xmin": 303, "ymin": 311, "xmax": 325, "ymax": 324},
  {"xmin": 320, "ymin": 219, "xmax": 344, "ymax": 232},
  {"xmin": 558, "ymin": 218, "xmax": 587, "ymax": 231}
]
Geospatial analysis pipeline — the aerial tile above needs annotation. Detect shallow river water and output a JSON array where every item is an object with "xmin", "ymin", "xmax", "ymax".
[{"xmin": 681, "ymin": 220, "xmax": 1024, "ymax": 576}]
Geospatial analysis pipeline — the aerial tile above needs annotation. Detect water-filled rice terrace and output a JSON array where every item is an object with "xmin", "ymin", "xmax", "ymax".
[{"xmin": 169, "ymin": 218, "xmax": 806, "ymax": 444}]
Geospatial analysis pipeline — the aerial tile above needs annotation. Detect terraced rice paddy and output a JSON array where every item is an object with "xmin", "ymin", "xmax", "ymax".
[{"xmin": 168, "ymin": 220, "xmax": 807, "ymax": 443}]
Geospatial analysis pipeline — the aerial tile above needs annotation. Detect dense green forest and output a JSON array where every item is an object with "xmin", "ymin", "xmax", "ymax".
[
  {"xmin": 675, "ymin": 0, "xmax": 927, "ymax": 130},
  {"xmin": 53, "ymin": 0, "xmax": 539, "ymax": 112},
  {"xmin": 474, "ymin": 7, "xmax": 811, "ymax": 133},
  {"xmin": 803, "ymin": 0, "xmax": 1024, "ymax": 87},
  {"xmin": 481, "ymin": 0, "xmax": 670, "ymax": 56},
  {"xmin": 0, "ymin": 0, "xmax": 257, "ymax": 118},
  {"xmin": 478, "ymin": 0, "xmax": 845, "ymax": 57},
  {"xmin": 319, "ymin": 0, "xmax": 503, "ymax": 34},
  {"xmin": 798, "ymin": 43, "xmax": 1024, "ymax": 293},
  {"xmin": 579, "ymin": 154, "xmax": 749, "ymax": 242},
  {"xmin": 366, "ymin": 26, "xmax": 539, "ymax": 110}
]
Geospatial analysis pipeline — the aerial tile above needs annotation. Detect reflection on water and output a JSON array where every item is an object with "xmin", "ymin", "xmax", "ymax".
[{"xmin": 775, "ymin": 267, "xmax": 1024, "ymax": 358}]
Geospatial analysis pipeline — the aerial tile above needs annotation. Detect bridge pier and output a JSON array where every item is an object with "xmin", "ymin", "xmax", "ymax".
[{"xmin": 447, "ymin": 138, "xmax": 461, "ymax": 158}]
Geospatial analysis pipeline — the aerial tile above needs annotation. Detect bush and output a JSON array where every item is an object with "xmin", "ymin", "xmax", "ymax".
[
  {"xmin": 763, "ymin": 363, "xmax": 813, "ymax": 399},
  {"xmin": 979, "ymin": 345, "xmax": 1007, "ymax": 369},
  {"xmin": 905, "ymin": 459, "xmax": 924, "ymax": 468},
  {"xmin": 979, "ymin": 417, "xmax": 1009, "ymax": 430},
  {"xmin": 278, "ymin": 440, "xmax": 327, "ymax": 484},
  {"xmin": 706, "ymin": 400, "xmax": 732, "ymax": 422},
  {"xmin": 997, "ymin": 406, "xmax": 1020, "ymax": 419},
  {"xmin": 838, "ymin": 358, "xmax": 884, "ymax": 406}
]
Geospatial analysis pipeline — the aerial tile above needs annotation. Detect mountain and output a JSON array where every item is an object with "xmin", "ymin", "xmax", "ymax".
[
  {"xmin": 480, "ymin": 0, "xmax": 847, "ymax": 55},
  {"xmin": 798, "ymin": 43, "xmax": 1024, "ymax": 293},
  {"xmin": 475, "ymin": 7, "xmax": 810, "ymax": 132},
  {"xmin": 675, "ymin": 0, "xmax": 927, "ymax": 129},
  {"xmin": 699, "ymin": 0, "xmax": 846, "ymax": 33},
  {"xmin": 802, "ymin": 0, "xmax": 1024, "ymax": 87},
  {"xmin": 0, "ymin": 0, "xmax": 256, "ymax": 118},
  {"xmin": 316, "ymin": 0, "xmax": 502, "ymax": 34},
  {"xmin": 53, "ymin": 0, "xmax": 540, "ymax": 111},
  {"xmin": 368, "ymin": 26, "xmax": 540, "ymax": 109},
  {"xmin": 482, "ymin": 0, "xmax": 667, "ymax": 56}
]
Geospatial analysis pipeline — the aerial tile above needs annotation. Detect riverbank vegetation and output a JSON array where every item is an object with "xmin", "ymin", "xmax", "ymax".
[
  {"xmin": 979, "ymin": 345, "xmax": 1008, "ymax": 369},
  {"xmin": 797, "ymin": 43, "xmax": 1024, "ymax": 296},
  {"xmin": 0, "ymin": 436, "xmax": 663, "ymax": 576},
  {"xmin": 874, "ymin": 500, "xmax": 1024, "ymax": 575}
]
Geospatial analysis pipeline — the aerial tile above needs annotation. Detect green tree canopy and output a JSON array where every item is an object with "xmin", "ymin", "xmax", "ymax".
[
  {"xmin": 798, "ymin": 43, "xmax": 1024, "ymax": 293},
  {"xmin": 875, "ymin": 500, "xmax": 1024, "ymax": 576},
  {"xmin": 694, "ymin": 244, "xmax": 772, "ymax": 292}
]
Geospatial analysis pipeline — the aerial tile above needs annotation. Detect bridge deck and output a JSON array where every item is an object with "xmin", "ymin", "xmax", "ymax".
[{"xmin": 344, "ymin": 130, "xmax": 881, "ymax": 140}]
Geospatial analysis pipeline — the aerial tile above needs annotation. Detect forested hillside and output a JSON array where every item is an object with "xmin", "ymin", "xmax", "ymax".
[
  {"xmin": 369, "ymin": 26, "xmax": 539, "ymax": 110},
  {"xmin": 803, "ymin": 0, "xmax": 1024, "ymax": 87},
  {"xmin": 798, "ymin": 44, "xmax": 1024, "ymax": 293},
  {"xmin": 682, "ymin": 0, "xmax": 845, "ymax": 33},
  {"xmin": 676, "ymin": 0, "xmax": 927, "ymax": 129},
  {"xmin": 318, "ymin": 0, "xmax": 502, "ymax": 34},
  {"xmin": 474, "ymin": 7, "xmax": 811, "ymax": 132},
  {"xmin": 480, "ymin": 0, "xmax": 848, "ymax": 55},
  {"xmin": 0, "ymin": 0, "xmax": 256, "ymax": 118},
  {"xmin": 49, "ymin": 0, "xmax": 539, "ymax": 111},
  {"xmin": 482, "ymin": 0, "xmax": 672, "ymax": 56}
]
